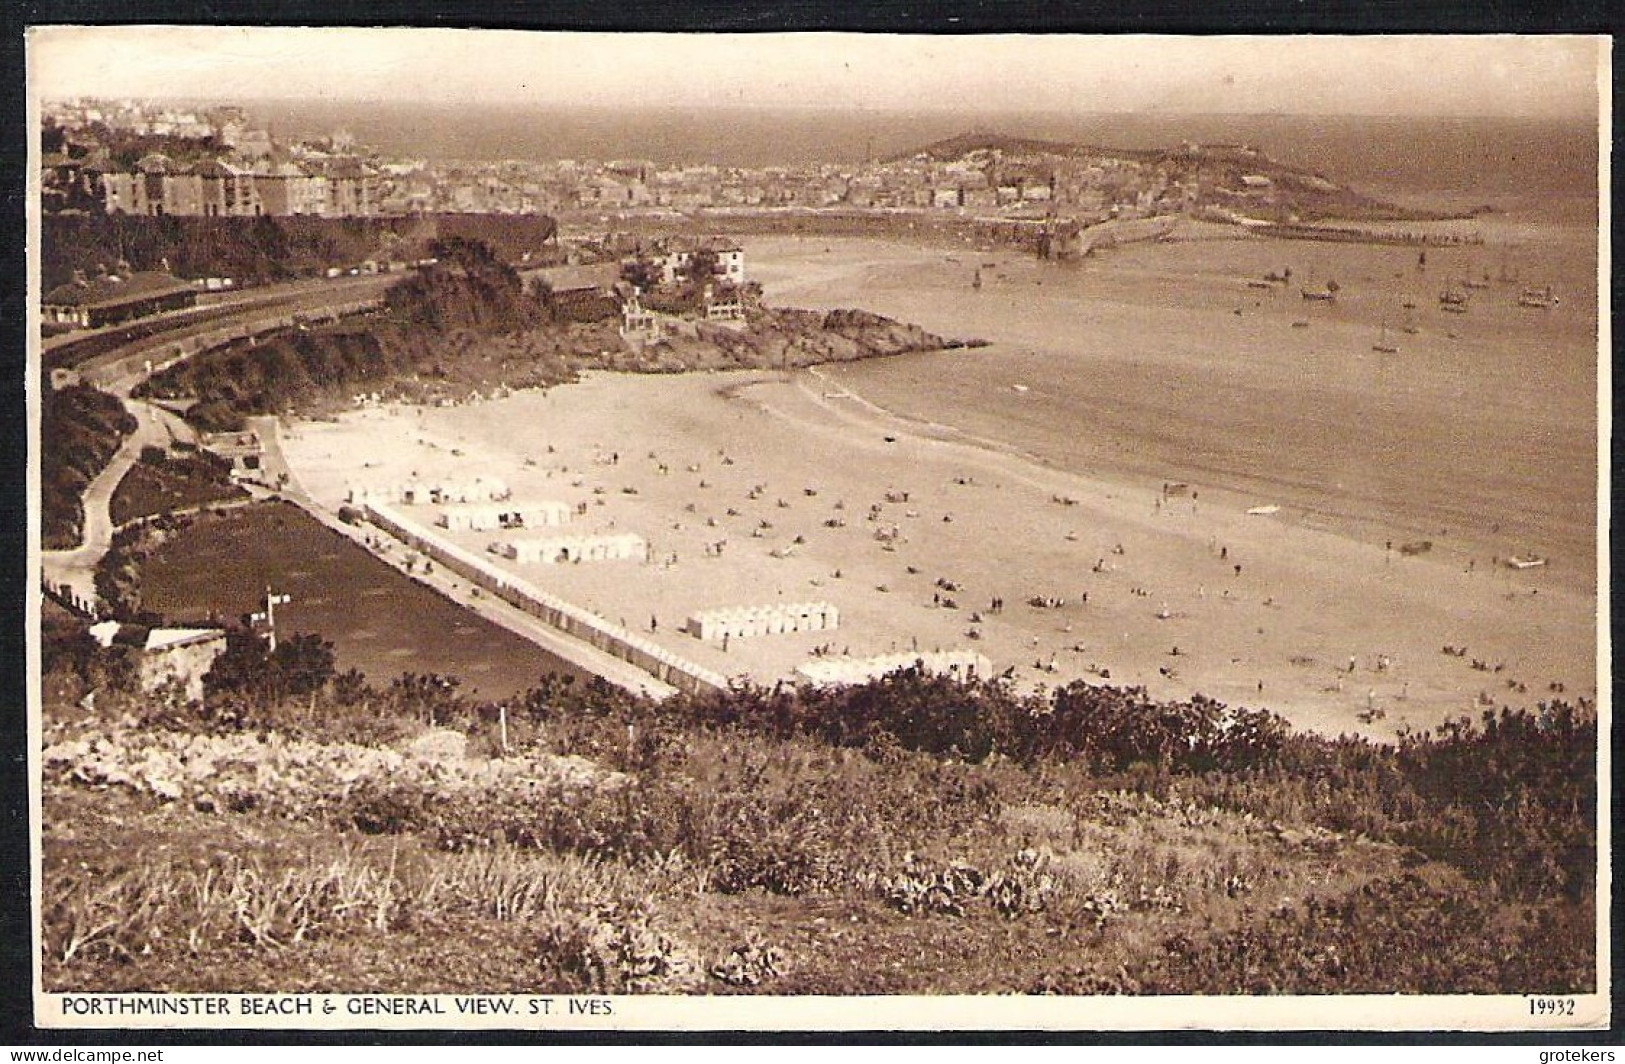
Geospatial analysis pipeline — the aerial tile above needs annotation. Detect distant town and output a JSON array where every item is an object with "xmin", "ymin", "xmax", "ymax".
[{"xmin": 41, "ymin": 96, "xmax": 1446, "ymax": 227}]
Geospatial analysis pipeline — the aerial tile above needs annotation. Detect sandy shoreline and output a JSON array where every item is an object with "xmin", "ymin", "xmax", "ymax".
[
  {"xmin": 753, "ymin": 231, "xmax": 1599, "ymax": 592},
  {"xmin": 279, "ymin": 375, "xmax": 1594, "ymax": 741},
  {"xmin": 275, "ymin": 227, "xmax": 1598, "ymax": 739}
]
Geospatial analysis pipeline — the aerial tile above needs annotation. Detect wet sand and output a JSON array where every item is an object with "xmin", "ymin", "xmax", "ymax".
[{"xmin": 751, "ymin": 230, "xmax": 1599, "ymax": 597}]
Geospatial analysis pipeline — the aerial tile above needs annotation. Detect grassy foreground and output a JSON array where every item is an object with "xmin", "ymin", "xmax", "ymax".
[{"xmin": 39, "ymin": 630, "xmax": 1596, "ymax": 996}]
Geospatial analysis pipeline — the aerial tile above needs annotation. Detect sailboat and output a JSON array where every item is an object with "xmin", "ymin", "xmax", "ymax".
[
  {"xmin": 1372, "ymin": 321, "xmax": 1398, "ymax": 354},
  {"xmin": 972, "ymin": 267, "xmax": 982, "ymax": 290}
]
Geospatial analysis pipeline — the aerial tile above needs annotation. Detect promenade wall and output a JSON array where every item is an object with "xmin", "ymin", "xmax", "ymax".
[{"xmin": 363, "ymin": 501, "xmax": 729, "ymax": 698}]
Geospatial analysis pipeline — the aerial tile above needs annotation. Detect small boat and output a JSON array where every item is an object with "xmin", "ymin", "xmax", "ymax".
[
  {"xmin": 1301, "ymin": 287, "xmax": 1336, "ymax": 302},
  {"xmin": 1291, "ymin": 319, "xmax": 1310, "ymax": 328},
  {"xmin": 1505, "ymin": 554, "xmax": 1548, "ymax": 570},
  {"xmin": 1439, "ymin": 287, "xmax": 1469, "ymax": 307},
  {"xmin": 1519, "ymin": 285, "xmax": 1559, "ymax": 308},
  {"xmin": 1373, "ymin": 322, "xmax": 1398, "ymax": 354},
  {"xmin": 1246, "ymin": 279, "xmax": 1274, "ymax": 290},
  {"xmin": 1246, "ymin": 504, "xmax": 1280, "ymax": 516}
]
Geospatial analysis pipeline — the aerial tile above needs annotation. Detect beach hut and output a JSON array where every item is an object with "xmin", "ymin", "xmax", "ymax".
[
  {"xmin": 523, "ymin": 500, "xmax": 573, "ymax": 528},
  {"xmin": 794, "ymin": 648, "xmax": 988, "ymax": 688},
  {"xmin": 437, "ymin": 504, "xmax": 506, "ymax": 532}
]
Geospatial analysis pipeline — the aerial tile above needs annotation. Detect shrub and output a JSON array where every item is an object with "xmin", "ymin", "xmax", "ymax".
[
  {"xmin": 535, "ymin": 899, "xmax": 697, "ymax": 994},
  {"xmin": 710, "ymin": 933, "xmax": 786, "ymax": 987}
]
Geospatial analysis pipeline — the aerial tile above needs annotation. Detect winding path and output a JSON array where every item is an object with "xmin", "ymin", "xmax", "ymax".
[
  {"xmin": 39, "ymin": 275, "xmax": 391, "ymax": 616},
  {"xmin": 40, "ymin": 401, "xmax": 186, "ymax": 611}
]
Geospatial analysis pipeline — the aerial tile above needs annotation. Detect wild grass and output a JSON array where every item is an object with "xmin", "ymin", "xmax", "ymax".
[
  {"xmin": 45, "ymin": 848, "xmax": 406, "ymax": 967},
  {"xmin": 41, "ymin": 654, "xmax": 1597, "ymax": 994}
]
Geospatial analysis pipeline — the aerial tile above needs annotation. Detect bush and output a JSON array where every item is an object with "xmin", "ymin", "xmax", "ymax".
[
  {"xmin": 41, "ymin": 384, "xmax": 136, "ymax": 548},
  {"xmin": 535, "ymin": 899, "xmax": 697, "ymax": 993}
]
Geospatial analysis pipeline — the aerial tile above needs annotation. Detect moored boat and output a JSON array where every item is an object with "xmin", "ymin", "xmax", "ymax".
[{"xmin": 1518, "ymin": 285, "xmax": 1559, "ymax": 308}]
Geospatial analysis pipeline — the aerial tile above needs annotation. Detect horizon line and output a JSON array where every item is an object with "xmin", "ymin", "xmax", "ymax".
[{"xmin": 40, "ymin": 96, "xmax": 1599, "ymax": 123}]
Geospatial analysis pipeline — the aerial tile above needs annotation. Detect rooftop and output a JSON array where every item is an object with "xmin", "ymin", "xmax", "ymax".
[{"xmin": 43, "ymin": 271, "xmax": 196, "ymax": 310}]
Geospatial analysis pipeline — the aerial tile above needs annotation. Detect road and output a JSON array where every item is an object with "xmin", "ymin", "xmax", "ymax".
[
  {"xmin": 39, "ymin": 273, "xmax": 395, "ymax": 613},
  {"xmin": 40, "ymin": 400, "xmax": 190, "ymax": 610}
]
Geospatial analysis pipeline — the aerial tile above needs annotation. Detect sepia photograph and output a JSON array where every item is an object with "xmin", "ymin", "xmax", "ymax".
[{"xmin": 22, "ymin": 26, "xmax": 1610, "ymax": 1032}]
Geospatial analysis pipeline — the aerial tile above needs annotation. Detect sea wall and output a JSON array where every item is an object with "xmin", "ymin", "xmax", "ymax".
[{"xmin": 363, "ymin": 501, "xmax": 729, "ymax": 698}]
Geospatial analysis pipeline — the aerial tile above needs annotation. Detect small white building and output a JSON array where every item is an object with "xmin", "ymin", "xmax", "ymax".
[
  {"xmin": 88, "ymin": 621, "xmax": 229, "ymax": 703},
  {"xmin": 794, "ymin": 649, "xmax": 991, "ymax": 688},
  {"xmin": 351, "ymin": 475, "xmax": 512, "ymax": 507},
  {"xmin": 431, "ymin": 475, "xmax": 511, "ymax": 505},
  {"xmin": 495, "ymin": 533, "xmax": 647, "ymax": 565},
  {"xmin": 687, "ymin": 601, "xmax": 839, "ymax": 642},
  {"xmin": 437, "ymin": 500, "xmax": 570, "ymax": 532}
]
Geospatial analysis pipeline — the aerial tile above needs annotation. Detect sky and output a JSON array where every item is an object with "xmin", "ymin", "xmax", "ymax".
[{"xmin": 27, "ymin": 28, "xmax": 1606, "ymax": 119}]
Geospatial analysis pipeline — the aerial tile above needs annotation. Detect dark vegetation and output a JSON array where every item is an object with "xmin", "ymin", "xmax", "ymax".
[
  {"xmin": 134, "ymin": 237, "xmax": 948, "ymax": 431},
  {"xmin": 61, "ymin": 124, "xmax": 231, "ymax": 171},
  {"xmin": 42, "ymin": 212, "xmax": 559, "ymax": 292},
  {"xmin": 42, "ymin": 608, "xmax": 1595, "ymax": 994},
  {"xmin": 40, "ymin": 383, "xmax": 136, "ymax": 549},
  {"xmin": 109, "ymin": 443, "xmax": 245, "ymax": 526},
  {"xmin": 135, "ymin": 237, "xmax": 561, "ymax": 431}
]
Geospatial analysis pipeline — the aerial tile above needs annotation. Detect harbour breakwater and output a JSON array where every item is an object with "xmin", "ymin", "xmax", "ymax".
[
  {"xmin": 362, "ymin": 501, "xmax": 729, "ymax": 698},
  {"xmin": 1256, "ymin": 222, "xmax": 1485, "ymax": 247}
]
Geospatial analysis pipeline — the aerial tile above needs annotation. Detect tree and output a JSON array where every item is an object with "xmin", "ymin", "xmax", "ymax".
[
  {"xmin": 203, "ymin": 629, "xmax": 272, "ymax": 700},
  {"xmin": 269, "ymin": 633, "xmax": 337, "ymax": 698},
  {"xmin": 619, "ymin": 256, "xmax": 661, "ymax": 292},
  {"xmin": 679, "ymin": 248, "xmax": 721, "ymax": 288},
  {"xmin": 204, "ymin": 628, "xmax": 335, "ymax": 703}
]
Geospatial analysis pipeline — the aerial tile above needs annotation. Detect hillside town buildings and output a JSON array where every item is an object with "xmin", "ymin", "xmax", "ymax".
[{"xmin": 43, "ymin": 98, "xmax": 1253, "ymax": 227}]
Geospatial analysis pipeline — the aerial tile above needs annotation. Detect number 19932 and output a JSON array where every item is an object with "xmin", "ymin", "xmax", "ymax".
[{"xmin": 1529, "ymin": 997, "xmax": 1577, "ymax": 1016}]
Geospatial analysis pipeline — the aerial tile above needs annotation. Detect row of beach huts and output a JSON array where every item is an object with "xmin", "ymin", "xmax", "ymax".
[
  {"xmin": 688, "ymin": 602, "xmax": 840, "ymax": 642},
  {"xmin": 364, "ymin": 500, "xmax": 730, "ymax": 697},
  {"xmin": 352, "ymin": 478, "xmax": 990, "ymax": 693},
  {"xmin": 794, "ymin": 650, "xmax": 992, "ymax": 688},
  {"xmin": 350, "ymin": 479, "xmax": 647, "ymax": 566}
]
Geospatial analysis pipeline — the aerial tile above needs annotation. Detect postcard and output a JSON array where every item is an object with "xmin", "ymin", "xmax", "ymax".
[{"xmin": 23, "ymin": 27, "xmax": 1611, "ymax": 1033}]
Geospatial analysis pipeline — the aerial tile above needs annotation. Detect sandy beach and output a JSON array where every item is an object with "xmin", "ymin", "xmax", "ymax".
[{"xmin": 277, "ymin": 228, "xmax": 1599, "ymax": 739}]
